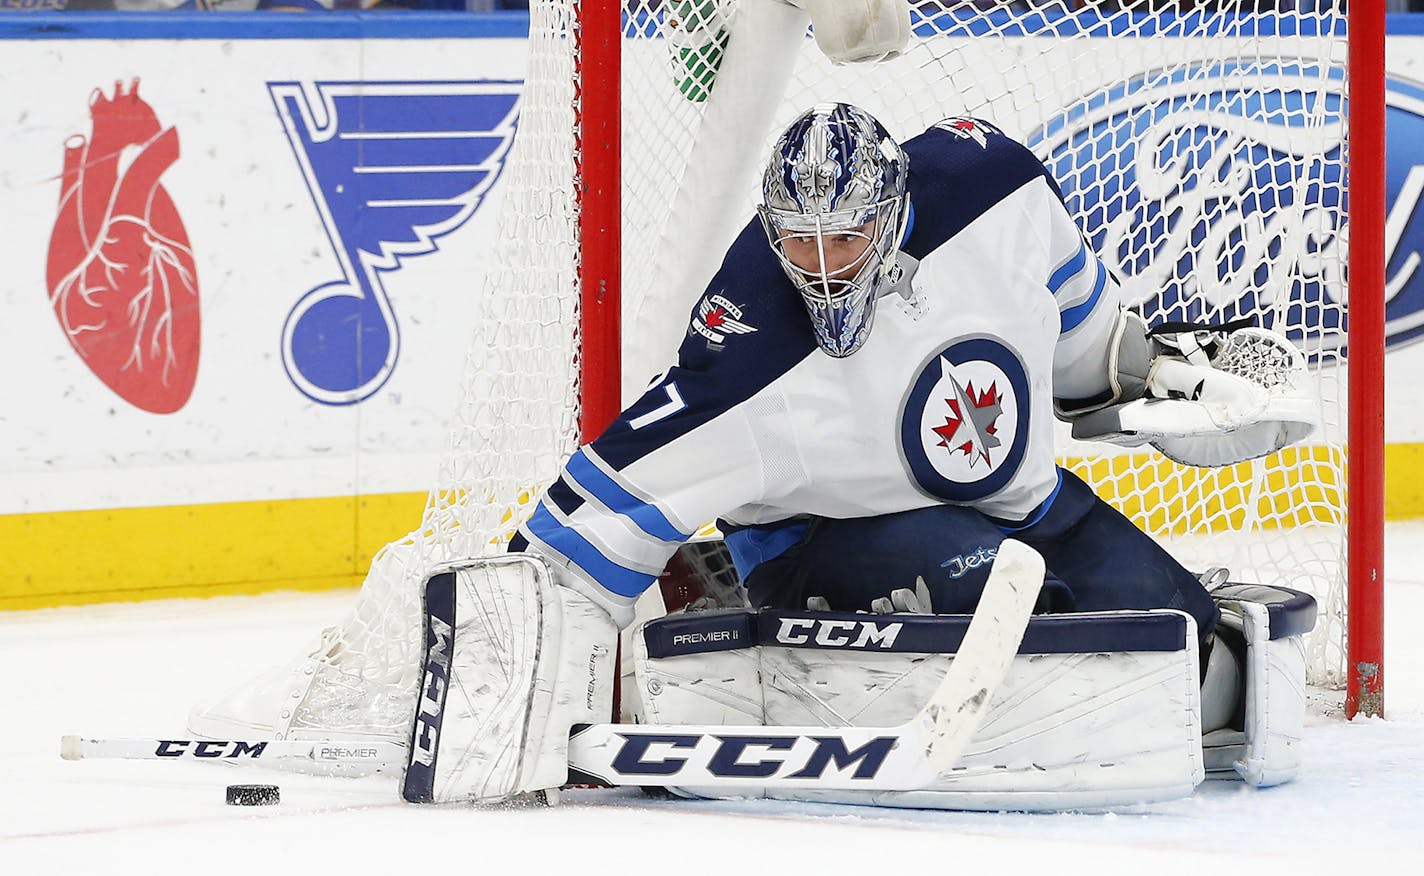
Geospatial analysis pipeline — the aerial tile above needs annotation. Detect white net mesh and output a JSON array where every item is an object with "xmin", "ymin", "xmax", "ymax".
[{"xmin": 197, "ymin": 0, "xmax": 1357, "ymax": 743}]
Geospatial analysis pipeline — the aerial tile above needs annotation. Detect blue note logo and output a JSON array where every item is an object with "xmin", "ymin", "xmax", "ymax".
[
  {"xmin": 899, "ymin": 338, "xmax": 1029, "ymax": 503},
  {"xmin": 1030, "ymin": 62, "xmax": 1424, "ymax": 352},
  {"xmin": 270, "ymin": 81, "xmax": 520, "ymax": 404}
]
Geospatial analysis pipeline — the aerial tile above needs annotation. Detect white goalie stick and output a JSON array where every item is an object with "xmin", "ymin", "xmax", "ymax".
[{"xmin": 62, "ymin": 540, "xmax": 1043, "ymax": 793}]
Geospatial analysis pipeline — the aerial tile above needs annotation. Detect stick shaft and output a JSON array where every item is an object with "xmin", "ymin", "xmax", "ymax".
[{"xmin": 60, "ymin": 735, "xmax": 404, "ymax": 766}]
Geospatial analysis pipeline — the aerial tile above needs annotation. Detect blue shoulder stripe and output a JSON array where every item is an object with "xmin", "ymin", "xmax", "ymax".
[
  {"xmin": 1060, "ymin": 257, "xmax": 1108, "ymax": 333},
  {"xmin": 566, "ymin": 449, "xmax": 691, "ymax": 542},
  {"xmin": 523, "ymin": 504, "xmax": 655, "ymax": 598}
]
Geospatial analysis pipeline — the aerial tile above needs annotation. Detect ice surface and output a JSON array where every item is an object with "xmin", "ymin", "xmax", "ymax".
[{"xmin": 4, "ymin": 525, "xmax": 1422, "ymax": 875}]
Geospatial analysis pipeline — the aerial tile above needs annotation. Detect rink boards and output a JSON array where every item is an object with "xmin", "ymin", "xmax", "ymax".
[{"xmin": 3, "ymin": 13, "xmax": 1424, "ymax": 608}]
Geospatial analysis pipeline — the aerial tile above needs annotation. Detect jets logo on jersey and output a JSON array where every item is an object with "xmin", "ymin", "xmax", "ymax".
[
  {"xmin": 934, "ymin": 117, "xmax": 999, "ymax": 149},
  {"xmin": 900, "ymin": 338, "xmax": 1029, "ymax": 502},
  {"xmin": 930, "ymin": 375, "xmax": 1002, "ymax": 468},
  {"xmin": 691, "ymin": 294, "xmax": 757, "ymax": 345}
]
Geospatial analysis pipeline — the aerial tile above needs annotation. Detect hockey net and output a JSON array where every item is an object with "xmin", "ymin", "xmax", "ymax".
[{"xmin": 191, "ymin": 0, "xmax": 1376, "ymax": 745}]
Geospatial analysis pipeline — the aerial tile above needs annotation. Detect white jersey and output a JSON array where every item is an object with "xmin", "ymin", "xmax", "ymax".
[{"xmin": 515, "ymin": 119, "xmax": 1124, "ymax": 616}]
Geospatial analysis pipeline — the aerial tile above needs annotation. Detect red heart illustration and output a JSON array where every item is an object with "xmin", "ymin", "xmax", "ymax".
[{"xmin": 46, "ymin": 79, "xmax": 200, "ymax": 414}]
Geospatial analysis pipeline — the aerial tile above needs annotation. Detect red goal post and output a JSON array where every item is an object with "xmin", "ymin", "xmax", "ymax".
[{"xmin": 1344, "ymin": 0, "xmax": 1384, "ymax": 720}]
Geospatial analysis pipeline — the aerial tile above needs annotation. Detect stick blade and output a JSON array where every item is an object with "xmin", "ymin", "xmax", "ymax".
[{"xmin": 922, "ymin": 538, "xmax": 1044, "ymax": 774}]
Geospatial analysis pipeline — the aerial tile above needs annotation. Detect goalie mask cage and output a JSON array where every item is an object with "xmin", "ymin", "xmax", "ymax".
[{"xmin": 190, "ymin": 0, "xmax": 1385, "ymax": 745}]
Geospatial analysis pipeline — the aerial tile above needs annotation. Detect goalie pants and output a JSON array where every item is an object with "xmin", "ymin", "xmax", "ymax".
[{"xmin": 741, "ymin": 468, "xmax": 1220, "ymax": 645}]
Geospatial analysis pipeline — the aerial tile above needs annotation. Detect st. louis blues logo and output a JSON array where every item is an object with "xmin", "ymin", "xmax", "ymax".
[
  {"xmin": 270, "ymin": 80, "xmax": 519, "ymax": 404},
  {"xmin": 691, "ymin": 293, "xmax": 757, "ymax": 345},
  {"xmin": 900, "ymin": 338, "xmax": 1029, "ymax": 502}
]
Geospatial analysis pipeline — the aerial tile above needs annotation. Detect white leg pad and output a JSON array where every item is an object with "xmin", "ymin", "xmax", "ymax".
[
  {"xmin": 402, "ymin": 555, "xmax": 618, "ymax": 804},
  {"xmin": 760, "ymin": 632, "xmax": 1203, "ymax": 811},
  {"xmin": 632, "ymin": 609, "xmax": 1204, "ymax": 810},
  {"xmin": 629, "ymin": 609, "xmax": 764, "ymax": 800},
  {"xmin": 1203, "ymin": 601, "xmax": 1308, "ymax": 787},
  {"xmin": 632, "ymin": 611, "xmax": 763, "ymax": 728}
]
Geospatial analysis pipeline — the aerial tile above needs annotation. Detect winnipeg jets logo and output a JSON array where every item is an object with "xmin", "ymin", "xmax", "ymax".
[
  {"xmin": 929, "ymin": 365, "xmax": 1003, "ymax": 468},
  {"xmin": 691, "ymin": 293, "xmax": 757, "ymax": 345},
  {"xmin": 900, "ymin": 339, "xmax": 1028, "ymax": 502},
  {"xmin": 935, "ymin": 117, "xmax": 997, "ymax": 149}
]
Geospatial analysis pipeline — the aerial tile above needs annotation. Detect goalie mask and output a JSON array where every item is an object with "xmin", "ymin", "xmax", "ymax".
[{"xmin": 759, "ymin": 103, "xmax": 910, "ymax": 357}]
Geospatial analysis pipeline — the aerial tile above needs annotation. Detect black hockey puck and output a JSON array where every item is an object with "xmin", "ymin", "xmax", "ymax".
[{"xmin": 226, "ymin": 784, "xmax": 280, "ymax": 806}]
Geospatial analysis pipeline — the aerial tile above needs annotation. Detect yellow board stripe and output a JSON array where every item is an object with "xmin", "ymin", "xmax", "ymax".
[
  {"xmin": 0, "ymin": 492, "xmax": 426, "ymax": 611},
  {"xmin": 1, "ymin": 443, "xmax": 1419, "ymax": 611}
]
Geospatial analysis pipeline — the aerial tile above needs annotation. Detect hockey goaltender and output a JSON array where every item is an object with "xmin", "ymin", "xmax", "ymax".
[{"xmin": 400, "ymin": 21, "xmax": 1321, "ymax": 811}]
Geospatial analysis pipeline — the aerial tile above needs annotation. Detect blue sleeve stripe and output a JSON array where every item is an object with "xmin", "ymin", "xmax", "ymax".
[
  {"xmin": 1060, "ymin": 258, "xmax": 1108, "ymax": 333},
  {"xmin": 524, "ymin": 505, "xmax": 655, "ymax": 598},
  {"xmin": 565, "ymin": 449, "xmax": 691, "ymax": 543},
  {"xmin": 1046, "ymin": 240, "xmax": 1088, "ymax": 296}
]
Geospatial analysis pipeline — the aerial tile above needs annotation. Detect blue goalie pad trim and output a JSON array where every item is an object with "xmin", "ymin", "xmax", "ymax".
[
  {"xmin": 642, "ymin": 610, "xmax": 757, "ymax": 659},
  {"xmin": 402, "ymin": 570, "xmax": 458, "ymax": 803},
  {"xmin": 1210, "ymin": 583, "xmax": 1318, "ymax": 640},
  {"xmin": 759, "ymin": 609, "xmax": 1188, "ymax": 654},
  {"xmin": 642, "ymin": 608, "xmax": 1189, "ymax": 659}
]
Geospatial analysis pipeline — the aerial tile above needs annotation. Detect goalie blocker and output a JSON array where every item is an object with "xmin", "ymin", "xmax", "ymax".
[{"xmin": 401, "ymin": 548, "xmax": 1315, "ymax": 809}]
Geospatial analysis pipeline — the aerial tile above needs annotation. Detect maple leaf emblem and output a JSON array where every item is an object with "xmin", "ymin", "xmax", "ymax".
[
  {"xmin": 936, "ymin": 116, "xmax": 991, "ymax": 149},
  {"xmin": 693, "ymin": 295, "xmax": 756, "ymax": 341},
  {"xmin": 929, "ymin": 362, "xmax": 1003, "ymax": 468}
]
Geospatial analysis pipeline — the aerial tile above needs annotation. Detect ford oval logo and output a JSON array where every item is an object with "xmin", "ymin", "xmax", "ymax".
[{"xmin": 1028, "ymin": 61, "xmax": 1424, "ymax": 353}]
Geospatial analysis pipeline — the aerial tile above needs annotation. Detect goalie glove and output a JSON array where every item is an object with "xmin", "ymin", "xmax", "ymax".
[{"xmin": 1070, "ymin": 320, "xmax": 1319, "ymax": 467}]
